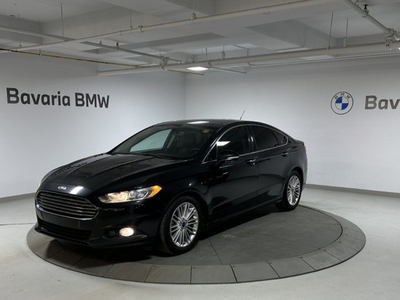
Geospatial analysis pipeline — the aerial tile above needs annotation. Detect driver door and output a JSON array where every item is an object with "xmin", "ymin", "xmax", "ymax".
[{"xmin": 208, "ymin": 126, "xmax": 258, "ymax": 221}]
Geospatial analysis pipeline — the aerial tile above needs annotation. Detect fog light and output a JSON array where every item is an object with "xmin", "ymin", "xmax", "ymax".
[{"xmin": 119, "ymin": 227, "xmax": 134, "ymax": 237}]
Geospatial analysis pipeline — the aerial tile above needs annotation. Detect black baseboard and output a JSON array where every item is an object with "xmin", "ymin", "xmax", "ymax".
[{"xmin": 306, "ymin": 184, "xmax": 400, "ymax": 198}]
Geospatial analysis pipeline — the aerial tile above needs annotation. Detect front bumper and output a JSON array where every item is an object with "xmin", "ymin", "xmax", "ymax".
[{"xmin": 35, "ymin": 193, "xmax": 163, "ymax": 248}]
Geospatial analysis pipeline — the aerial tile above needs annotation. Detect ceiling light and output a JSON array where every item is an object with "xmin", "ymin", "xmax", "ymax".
[{"xmin": 187, "ymin": 66, "xmax": 208, "ymax": 71}]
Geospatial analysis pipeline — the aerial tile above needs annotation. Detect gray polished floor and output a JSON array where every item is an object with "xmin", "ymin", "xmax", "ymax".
[
  {"xmin": 1, "ymin": 187, "xmax": 400, "ymax": 299},
  {"xmin": 27, "ymin": 205, "xmax": 364, "ymax": 284}
]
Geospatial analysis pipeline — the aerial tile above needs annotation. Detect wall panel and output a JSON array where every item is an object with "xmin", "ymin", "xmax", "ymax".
[
  {"xmin": 0, "ymin": 54, "xmax": 185, "ymax": 197},
  {"xmin": 185, "ymin": 57, "xmax": 400, "ymax": 193}
]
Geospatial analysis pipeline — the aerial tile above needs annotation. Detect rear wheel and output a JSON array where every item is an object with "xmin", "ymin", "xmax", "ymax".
[
  {"xmin": 159, "ymin": 196, "xmax": 200, "ymax": 255},
  {"xmin": 276, "ymin": 171, "xmax": 302, "ymax": 211}
]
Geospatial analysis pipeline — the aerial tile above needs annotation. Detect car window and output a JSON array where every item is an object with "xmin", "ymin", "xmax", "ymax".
[
  {"xmin": 251, "ymin": 126, "xmax": 287, "ymax": 150},
  {"xmin": 217, "ymin": 126, "xmax": 250, "ymax": 156},
  {"xmin": 164, "ymin": 128, "xmax": 212, "ymax": 158},
  {"xmin": 112, "ymin": 126, "xmax": 214, "ymax": 159},
  {"xmin": 273, "ymin": 131, "xmax": 288, "ymax": 146},
  {"xmin": 130, "ymin": 129, "xmax": 171, "ymax": 152}
]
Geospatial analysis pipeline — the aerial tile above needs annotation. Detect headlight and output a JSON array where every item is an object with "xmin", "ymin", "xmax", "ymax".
[{"xmin": 99, "ymin": 185, "xmax": 162, "ymax": 203}]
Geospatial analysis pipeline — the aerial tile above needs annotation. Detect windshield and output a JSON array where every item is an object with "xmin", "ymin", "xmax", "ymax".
[{"xmin": 111, "ymin": 125, "xmax": 215, "ymax": 159}]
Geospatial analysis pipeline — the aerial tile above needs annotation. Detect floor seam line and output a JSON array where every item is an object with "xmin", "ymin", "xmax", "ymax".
[
  {"xmin": 208, "ymin": 238, "xmax": 224, "ymax": 265},
  {"xmin": 0, "ymin": 222, "xmax": 35, "ymax": 226}
]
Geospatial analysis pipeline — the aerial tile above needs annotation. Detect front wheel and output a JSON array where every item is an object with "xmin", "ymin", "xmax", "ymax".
[
  {"xmin": 276, "ymin": 171, "xmax": 302, "ymax": 211},
  {"xmin": 159, "ymin": 196, "xmax": 201, "ymax": 255}
]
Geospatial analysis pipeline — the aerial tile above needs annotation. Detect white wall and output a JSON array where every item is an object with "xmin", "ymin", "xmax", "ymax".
[
  {"xmin": 2, "ymin": 52, "xmax": 399, "ymax": 197},
  {"xmin": 0, "ymin": 54, "xmax": 185, "ymax": 198},
  {"xmin": 186, "ymin": 57, "xmax": 400, "ymax": 194}
]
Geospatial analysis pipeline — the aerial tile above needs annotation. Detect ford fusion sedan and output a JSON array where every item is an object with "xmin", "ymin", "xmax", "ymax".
[{"xmin": 35, "ymin": 119, "xmax": 307, "ymax": 254}]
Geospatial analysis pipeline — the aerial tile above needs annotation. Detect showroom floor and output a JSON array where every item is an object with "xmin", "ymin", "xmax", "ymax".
[
  {"xmin": 1, "ymin": 187, "xmax": 400, "ymax": 300},
  {"xmin": 27, "ymin": 205, "xmax": 365, "ymax": 284}
]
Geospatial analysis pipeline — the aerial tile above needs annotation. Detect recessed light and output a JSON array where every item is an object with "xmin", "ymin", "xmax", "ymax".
[{"xmin": 187, "ymin": 66, "xmax": 208, "ymax": 71}]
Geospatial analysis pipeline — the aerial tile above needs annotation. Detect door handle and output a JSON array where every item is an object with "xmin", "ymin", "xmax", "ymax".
[
  {"xmin": 281, "ymin": 151, "xmax": 289, "ymax": 157},
  {"xmin": 245, "ymin": 158, "xmax": 256, "ymax": 165}
]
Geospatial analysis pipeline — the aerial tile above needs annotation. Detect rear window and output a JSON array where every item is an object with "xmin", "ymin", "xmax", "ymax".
[{"xmin": 251, "ymin": 126, "xmax": 287, "ymax": 150}]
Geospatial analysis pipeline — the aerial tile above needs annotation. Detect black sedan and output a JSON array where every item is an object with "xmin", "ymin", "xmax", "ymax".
[{"xmin": 35, "ymin": 120, "xmax": 307, "ymax": 254}]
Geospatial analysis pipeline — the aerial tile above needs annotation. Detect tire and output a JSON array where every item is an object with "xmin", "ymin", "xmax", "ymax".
[
  {"xmin": 276, "ymin": 171, "xmax": 302, "ymax": 211},
  {"xmin": 159, "ymin": 196, "xmax": 201, "ymax": 255}
]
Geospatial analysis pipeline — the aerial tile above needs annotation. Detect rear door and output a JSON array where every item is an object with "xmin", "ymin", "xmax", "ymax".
[{"xmin": 250, "ymin": 125, "xmax": 291, "ymax": 204}]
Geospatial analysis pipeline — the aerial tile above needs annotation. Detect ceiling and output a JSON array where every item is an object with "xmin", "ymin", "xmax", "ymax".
[{"xmin": 1, "ymin": 0, "xmax": 400, "ymax": 75}]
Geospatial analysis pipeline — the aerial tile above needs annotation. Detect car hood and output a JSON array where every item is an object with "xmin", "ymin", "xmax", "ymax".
[{"xmin": 43, "ymin": 153, "xmax": 182, "ymax": 190}]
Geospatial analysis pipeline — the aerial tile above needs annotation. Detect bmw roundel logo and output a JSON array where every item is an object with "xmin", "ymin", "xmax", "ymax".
[{"xmin": 331, "ymin": 91, "xmax": 354, "ymax": 115}]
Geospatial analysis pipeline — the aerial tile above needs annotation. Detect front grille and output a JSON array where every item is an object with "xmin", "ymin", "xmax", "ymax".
[
  {"xmin": 36, "ymin": 191, "xmax": 97, "ymax": 219},
  {"xmin": 39, "ymin": 219, "xmax": 91, "ymax": 241}
]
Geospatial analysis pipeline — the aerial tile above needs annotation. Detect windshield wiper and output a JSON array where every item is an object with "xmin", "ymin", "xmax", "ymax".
[{"xmin": 136, "ymin": 153, "xmax": 171, "ymax": 159}]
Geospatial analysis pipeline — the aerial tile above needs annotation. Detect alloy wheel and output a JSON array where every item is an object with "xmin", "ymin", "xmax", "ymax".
[
  {"xmin": 287, "ymin": 175, "xmax": 301, "ymax": 206},
  {"xmin": 169, "ymin": 202, "xmax": 199, "ymax": 248}
]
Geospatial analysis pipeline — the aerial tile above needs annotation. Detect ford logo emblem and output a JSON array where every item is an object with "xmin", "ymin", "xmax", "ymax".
[{"xmin": 58, "ymin": 186, "xmax": 67, "ymax": 191}]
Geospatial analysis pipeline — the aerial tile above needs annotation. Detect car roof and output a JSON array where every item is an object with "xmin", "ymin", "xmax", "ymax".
[
  {"xmin": 155, "ymin": 119, "xmax": 268, "ymax": 130},
  {"xmin": 153, "ymin": 119, "xmax": 293, "ymax": 141}
]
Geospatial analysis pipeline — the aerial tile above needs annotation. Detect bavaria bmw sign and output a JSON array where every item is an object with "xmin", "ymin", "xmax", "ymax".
[
  {"xmin": 331, "ymin": 91, "xmax": 354, "ymax": 115},
  {"xmin": 330, "ymin": 91, "xmax": 400, "ymax": 115}
]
